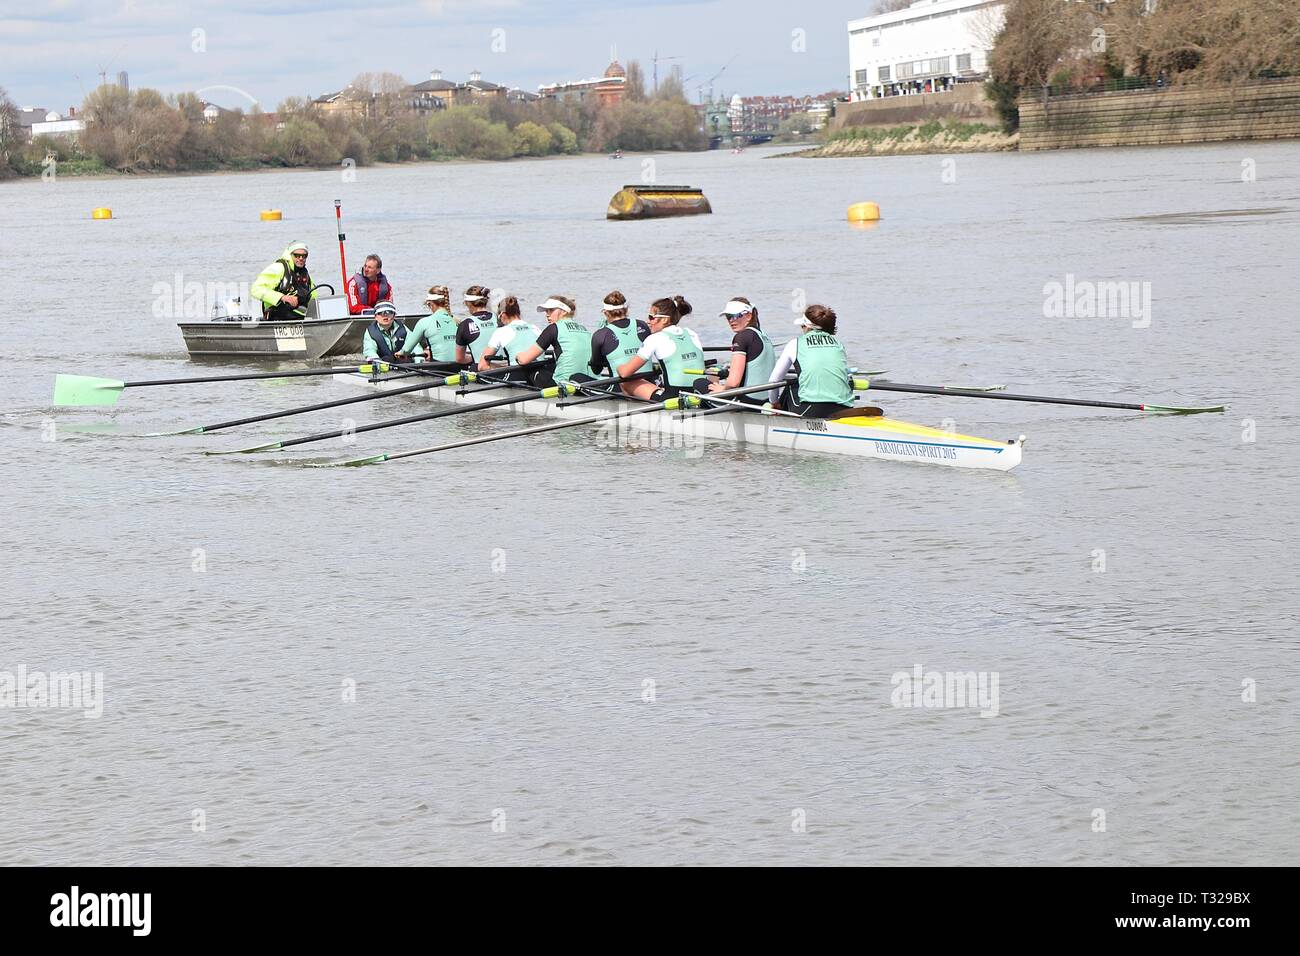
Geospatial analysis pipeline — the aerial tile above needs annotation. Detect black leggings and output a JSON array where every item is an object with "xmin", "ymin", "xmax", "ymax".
[{"xmin": 778, "ymin": 386, "xmax": 851, "ymax": 419}]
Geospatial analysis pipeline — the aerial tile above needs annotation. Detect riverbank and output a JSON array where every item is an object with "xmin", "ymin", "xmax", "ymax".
[
  {"xmin": 0, "ymin": 149, "xmax": 638, "ymax": 184},
  {"xmin": 779, "ymin": 121, "xmax": 1017, "ymax": 158}
]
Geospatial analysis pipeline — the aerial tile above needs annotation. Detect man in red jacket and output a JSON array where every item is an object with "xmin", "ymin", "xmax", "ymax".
[{"xmin": 346, "ymin": 254, "xmax": 394, "ymax": 315}]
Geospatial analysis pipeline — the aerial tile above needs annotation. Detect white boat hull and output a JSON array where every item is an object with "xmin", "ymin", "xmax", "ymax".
[{"xmin": 334, "ymin": 372, "xmax": 1024, "ymax": 471}]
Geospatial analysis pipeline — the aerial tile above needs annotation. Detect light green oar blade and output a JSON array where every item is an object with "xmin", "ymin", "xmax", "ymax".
[
  {"xmin": 53, "ymin": 375, "xmax": 126, "ymax": 407},
  {"xmin": 305, "ymin": 454, "xmax": 389, "ymax": 468},
  {"xmin": 1143, "ymin": 403, "xmax": 1227, "ymax": 414}
]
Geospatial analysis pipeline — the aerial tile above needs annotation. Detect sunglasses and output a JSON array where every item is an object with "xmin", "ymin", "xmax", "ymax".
[
  {"xmin": 292, "ymin": 252, "xmax": 308, "ymax": 258},
  {"xmin": 648, "ymin": 312, "xmax": 672, "ymax": 320},
  {"xmin": 723, "ymin": 312, "xmax": 748, "ymax": 320}
]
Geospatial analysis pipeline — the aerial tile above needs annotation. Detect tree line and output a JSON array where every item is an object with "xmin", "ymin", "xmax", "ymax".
[
  {"xmin": 987, "ymin": 0, "xmax": 1300, "ymax": 131},
  {"xmin": 0, "ymin": 63, "xmax": 705, "ymax": 179}
]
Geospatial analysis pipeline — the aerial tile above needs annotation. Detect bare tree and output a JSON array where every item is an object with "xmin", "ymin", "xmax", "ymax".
[{"xmin": 625, "ymin": 60, "xmax": 647, "ymax": 102}]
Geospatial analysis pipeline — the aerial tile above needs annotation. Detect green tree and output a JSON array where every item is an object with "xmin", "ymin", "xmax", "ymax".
[
  {"xmin": 547, "ymin": 122, "xmax": 579, "ymax": 154},
  {"xmin": 0, "ymin": 86, "xmax": 20, "ymax": 178},
  {"xmin": 512, "ymin": 120, "xmax": 552, "ymax": 156},
  {"xmin": 275, "ymin": 115, "xmax": 341, "ymax": 166},
  {"xmin": 427, "ymin": 106, "xmax": 514, "ymax": 159}
]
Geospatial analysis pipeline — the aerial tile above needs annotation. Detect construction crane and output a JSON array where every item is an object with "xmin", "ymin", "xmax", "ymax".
[
  {"xmin": 652, "ymin": 50, "xmax": 682, "ymax": 93},
  {"xmin": 698, "ymin": 56, "xmax": 738, "ymax": 105}
]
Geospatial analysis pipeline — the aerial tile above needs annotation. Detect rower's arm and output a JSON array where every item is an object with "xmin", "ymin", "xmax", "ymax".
[
  {"xmin": 725, "ymin": 352, "xmax": 747, "ymax": 389},
  {"xmin": 362, "ymin": 333, "xmax": 380, "ymax": 360},
  {"xmin": 767, "ymin": 341, "xmax": 797, "ymax": 404},
  {"xmin": 476, "ymin": 347, "xmax": 497, "ymax": 371},
  {"xmin": 617, "ymin": 355, "xmax": 645, "ymax": 379},
  {"xmin": 515, "ymin": 342, "xmax": 543, "ymax": 365}
]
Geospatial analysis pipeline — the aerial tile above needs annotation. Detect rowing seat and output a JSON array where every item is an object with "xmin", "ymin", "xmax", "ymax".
[{"xmin": 827, "ymin": 405, "xmax": 882, "ymax": 419}]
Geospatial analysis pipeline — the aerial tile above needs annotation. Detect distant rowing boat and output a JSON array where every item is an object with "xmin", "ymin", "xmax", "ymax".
[{"xmin": 334, "ymin": 371, "xmax": 1026, "ymax": 470}]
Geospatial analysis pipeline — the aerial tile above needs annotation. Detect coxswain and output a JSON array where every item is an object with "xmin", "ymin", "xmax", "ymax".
[
  {"xmin": 616, "ymin": 296, "xmax": 706, "ymax": 401},
  {"xmin": 588, "ymin": 290, "xmax": 650, "ymax": 379},
  {"xmin": 362, "ymin": 302, "xmax": 408, "ymax": 362},
  {"xmin": 250, "ymin": 241, "xmax": 315, "ymax": 321},
  {"xmin": 396, "ymin": 285, "xmax": 458, "ymax": 364},
  {"xmin": 475, "ymin": 296, "xmax": 541, "ymax": 379},
  {"xmin": 513, "ymin": 295, "xmax": 590, "ymax": 388},
  {"xmin": 707, "ymin": 297, "xmax": 775, "ymax": 404},
  {"xmin": 345, "ymin": 253, "xmax": 394, "ymax": 315},
  {"xmin": 453, "ymin": 285, "xmax": 497, "ymax": 367},
  {"xmin": 767, "ymin": 304, "xmax": 854, "ymax": 417}
]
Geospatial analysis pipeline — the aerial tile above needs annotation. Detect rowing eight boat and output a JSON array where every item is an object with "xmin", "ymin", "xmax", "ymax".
[{"xmin": 332, "ymin": 371, "xmax": 1026, "ymax": 471}]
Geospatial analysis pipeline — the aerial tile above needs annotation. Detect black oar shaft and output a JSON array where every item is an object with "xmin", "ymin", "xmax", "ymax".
[
  {"xmin": 199, "ymin": 377, "xmax": 448, "ymax": 432},
  {"xmin": 126, "ymin": 365, "xmax": 380, "ymax": 387},
  {"xmin": 279, "ymin": 391, "xmax": 539, "ymax": 448},
  {"xmin": 867, "ymin": 381, "xmax": 1144, "ymax": 410}
]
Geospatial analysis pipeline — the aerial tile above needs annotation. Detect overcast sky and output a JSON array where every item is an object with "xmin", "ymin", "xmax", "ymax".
[{"xmin": 0, "ymin": 0, "xmax": 864, "ymax": 111}]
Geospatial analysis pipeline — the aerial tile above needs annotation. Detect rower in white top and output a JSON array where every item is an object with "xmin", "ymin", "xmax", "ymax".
[
  {"xmin": 616, "ymin": 295, "xmax": 707, "ymax": 402},
  {"xmin": 476, "ymin": 295, "xmax": 542, "ymax": 381}
]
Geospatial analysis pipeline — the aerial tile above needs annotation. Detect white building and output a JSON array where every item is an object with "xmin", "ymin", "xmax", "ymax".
[
  {"xmin": 847, "ymin": 0, "xmax": 1007, "ymax": 101},
  {"xmin": 29, "ymin": 110, "xmax": 85, "ymax": 138}
]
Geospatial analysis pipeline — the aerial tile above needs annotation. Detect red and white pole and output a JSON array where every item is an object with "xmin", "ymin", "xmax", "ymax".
[{"xmin": 334, "ymin": 199, "xmax": 348, "ymax": 289}]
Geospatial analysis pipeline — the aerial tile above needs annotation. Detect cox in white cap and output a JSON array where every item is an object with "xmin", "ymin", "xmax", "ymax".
[{"xmin": 375, "ymin": 301, "xmax": 397, "ymax": 315}]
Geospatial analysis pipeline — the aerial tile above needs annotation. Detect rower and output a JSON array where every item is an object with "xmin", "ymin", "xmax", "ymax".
[
  {"xmin": 589, "ymin": 290, "xmax": 650, "ymax": 380},
  {"xmin": 396, "ymin": 285, "xmax": 458, "ymax": 364},
  {"xmin": 768, "ymin": 305, "xmax": 854, "ymax": 417},
  {"xmin": 454, "ymin": 284, "xmax": 497, "ymax": 367},
  {"xmin": 707, "ymin": 297, "xmax": 775, "ymax": 404},
  {"xmin": 616, "ymin": 296, "xmax": 706, "ymax": 401},
  {"xmin": 476, "ymin": 296, "xmax": 541, "ymax": 380},
  {"xmin": 513, "ymin": 295, "xmax": 590, "ymax": 388},
  {"xmin": 362, "ymin": 302, "xmax": 408, "ymax": 362}
]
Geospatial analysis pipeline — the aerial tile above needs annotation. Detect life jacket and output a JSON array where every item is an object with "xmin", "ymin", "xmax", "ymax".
[
  {"xmin": 365, "ymin": 320, "xmax": 408, "ymax": 360},
  {"xmin": 264, "ymin": 262, "xmax": 313, "ymax": 318},
  {"xmin": 794, "ymin": 331, "xmax": 852, "ymax": 405},
  {"xmin": 351, "ymin": 270, "xmax": 392, "ymax": 310}
]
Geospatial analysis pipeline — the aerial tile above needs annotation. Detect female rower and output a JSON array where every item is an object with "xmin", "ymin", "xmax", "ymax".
[
  {"xmin": 588, "ymin": 291, "xmax": 650, "ymax": 379},
  {"xmin": 514, "ymin": 295, "xmax": 591, "ymax": 388},
  {"xmin": 476, "ymin": 296, "xmax": 542, "ymax": 379},
  {"xmin": 768, "ymin": 304, "xmax": 854, "ymax": 417},
  {"xmin": 454, "ymin": 284, "xmax": 497, "ymax": 366},
  {"xmin": 395, "ymin": 285, "xmax": 458, "ymax": 364},
  {"xmin": 707, "ymin": 296, "xmax": 775, "ymax": 404},
  {"xmin": 616, "ymin": 296, "xmax": 706, "ymax": 401}
]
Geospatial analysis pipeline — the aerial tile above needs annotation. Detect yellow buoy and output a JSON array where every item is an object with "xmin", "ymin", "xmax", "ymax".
[
  {"xmin": 847, "ymin": 202, "xmax": 880, "ymax": 223},
  {"xmin": 260, "ymin": 209, "xmax": 283, "ymax": 221},
  {"xmin": 91, "ymin": 207, "xmax": 113, "ymax": 220}
]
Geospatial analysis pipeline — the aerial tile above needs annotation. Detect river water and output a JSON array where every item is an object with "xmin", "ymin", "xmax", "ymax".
[{"xmin": 1, "ymin": 142, "xmax": 1297, "ymax": 865}]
